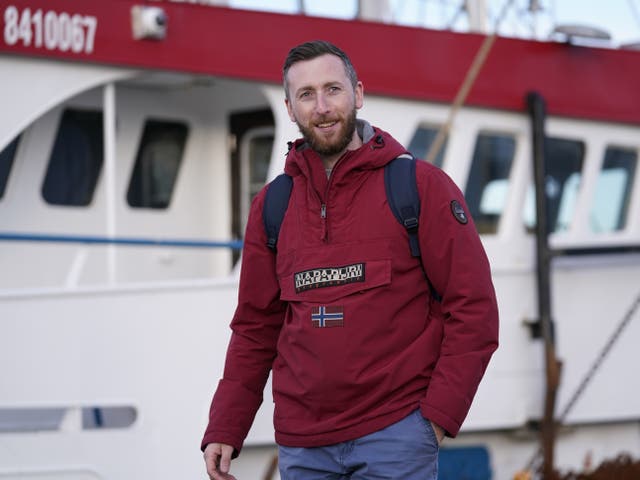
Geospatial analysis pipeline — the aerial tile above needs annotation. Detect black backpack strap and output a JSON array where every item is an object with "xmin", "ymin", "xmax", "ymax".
[
  {"xmin": 263, "ymin": 173, "xmax": 293, "ymax": 251},
  {"xmin": 385, "ymin": 154, "xmax": 442, "ymax": 302},
  {"xmin": 384, "ymin": 154, "xmax": 421, "ymax": 258}
]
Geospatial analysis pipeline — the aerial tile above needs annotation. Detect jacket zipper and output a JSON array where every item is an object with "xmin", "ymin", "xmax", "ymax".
[
  {"xmin": 319, "ymin": 157, "xmax": 343, "ymax": 243},
  {"xmin": 318, "ymin": 151, "xmax": 351, "ymax": 243}
]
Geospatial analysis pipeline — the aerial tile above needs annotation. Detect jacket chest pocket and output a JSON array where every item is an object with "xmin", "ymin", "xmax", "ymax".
[{"xmin": 277, "ymin": 239, "xmax": 392, "ymax": 303}]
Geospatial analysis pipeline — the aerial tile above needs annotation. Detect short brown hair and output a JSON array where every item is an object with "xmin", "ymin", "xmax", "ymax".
[{"xmin": 283, "ymin": 40, "xmax": 358, "ymax": 100}]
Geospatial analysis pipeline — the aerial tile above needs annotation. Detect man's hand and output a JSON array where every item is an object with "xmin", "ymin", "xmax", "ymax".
[
  {"xmin": 204, "ymin": 443, "xmax": 237, "ymax": 480},
  {"xmin": 430, "ymin": 421, "xmax": 445, "ymax": 445}
]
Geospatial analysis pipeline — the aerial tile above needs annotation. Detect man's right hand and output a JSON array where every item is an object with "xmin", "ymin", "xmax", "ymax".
[{"xmin": 204, "ymin": 443, "xmax": 237, "ymax": 480}]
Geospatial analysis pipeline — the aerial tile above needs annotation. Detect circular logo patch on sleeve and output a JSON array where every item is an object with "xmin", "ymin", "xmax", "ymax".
[{"xmin": 450, "ymin": 200, "xmax": 468, "ymax": 224}]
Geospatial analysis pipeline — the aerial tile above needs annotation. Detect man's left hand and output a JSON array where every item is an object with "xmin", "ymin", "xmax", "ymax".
[{"xmin": 430, "ymin": 421, "xmax": 445, "ymax": 445}]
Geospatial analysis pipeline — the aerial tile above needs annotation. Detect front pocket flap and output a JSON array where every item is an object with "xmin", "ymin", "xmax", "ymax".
[{"xmin": 278, "ymin": 241, "xmax": 392, "ymax": 302}]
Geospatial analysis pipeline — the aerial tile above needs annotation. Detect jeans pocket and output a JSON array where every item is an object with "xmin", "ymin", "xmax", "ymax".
[{"xmin": 413, "ymin": 409, "xmax": 440, "ymax": 448}]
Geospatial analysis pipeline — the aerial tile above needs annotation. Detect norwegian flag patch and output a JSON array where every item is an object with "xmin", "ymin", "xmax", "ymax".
[{"xmin": 311, "ymin": 306, "xmax": 344, "ymax": 328}]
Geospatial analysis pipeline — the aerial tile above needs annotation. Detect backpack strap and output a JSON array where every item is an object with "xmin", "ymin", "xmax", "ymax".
[
  {"xmin": 262, "ymin": 173, "xmax": 293, "ymax": 251},
  {"xmin": 385, "ymin": 154, "xmax": 442, "ymax": 302},
  {"xmin": 384, "ymin": 154, "xmax": 421, "ymax": 258}
]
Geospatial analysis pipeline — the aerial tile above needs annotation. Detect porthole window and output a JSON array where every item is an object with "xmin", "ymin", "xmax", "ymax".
[
  {"xmin": 590, "ymin": 146, "xmax": 637, "ymax": 233},
  {"xmin": 524, "ymin": 137, "xmax": 585, "ymax": 233},
  {"xmin": 407, "ymin": 125, "xmax": 447, "ymax": 167},
  {"xmin": 127, "ymin": 120, "xmax": 188, "ymax": 209},
  {"xmin": 41, "ymin": 109, "xmax": 103, "ymax": 206},
  {"xmin": 239, "ymin": 127, "xmax": 273, "ymax": 234},
  {"xmin": 465, "ymin": 133, "xmax": 516, "ymax": 234},
  {"xmin": 0, "ymin": 135, "xmax": 20, "ymax": 200}
]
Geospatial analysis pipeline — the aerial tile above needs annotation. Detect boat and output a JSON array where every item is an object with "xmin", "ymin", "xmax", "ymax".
[{"xmin": 1, "ymin": 0, "xmax": 639, "ymax": 478}]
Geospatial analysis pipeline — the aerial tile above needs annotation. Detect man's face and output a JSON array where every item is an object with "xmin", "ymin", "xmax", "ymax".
[{"xmin": 285, "ymin": 54, "xmax": 363, "ymax": 157}]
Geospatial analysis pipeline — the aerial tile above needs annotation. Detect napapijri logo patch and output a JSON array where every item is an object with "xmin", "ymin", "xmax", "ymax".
[
  {"xmin": 311, "ymin": 306, "xmax": 344, "ymax": 328},
  {"xmin": 450, "ymin": 199, "xmax": 469, "ymax": 224},
  {"xmin": 294, "ymin": 263, "xmax": 365, "ymax": 293}
]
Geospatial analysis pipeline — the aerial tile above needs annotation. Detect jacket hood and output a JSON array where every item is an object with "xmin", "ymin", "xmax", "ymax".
[{"xmin": 283, "ymin": 119, "xmax": 407, "ymax": 181}]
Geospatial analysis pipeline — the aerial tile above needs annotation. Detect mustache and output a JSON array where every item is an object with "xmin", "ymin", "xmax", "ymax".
[{"xmin": 313, "ymin": 115, "xmax": 340, "ymax": 124}]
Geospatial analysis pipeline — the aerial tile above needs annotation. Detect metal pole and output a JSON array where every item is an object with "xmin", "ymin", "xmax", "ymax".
[
  {"xmin": 357, "ymin": 0, "xmax": 394, "ymax": 23},
  {"xmin": 526, "ymin": 91, "xmax": 562, "ymax": 479},
  {"xmin": 104, "ymin": 83, "xmax": 117, "ymax": 284},
  {"xmin": 466, "ymin": 0, "xmax": 488, "ymax": 33}
]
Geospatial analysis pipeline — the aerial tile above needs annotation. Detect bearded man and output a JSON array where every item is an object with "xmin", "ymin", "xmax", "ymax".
[{"xmin": 202, "ymin": 40, "xmax": 499, "ymax": 480}]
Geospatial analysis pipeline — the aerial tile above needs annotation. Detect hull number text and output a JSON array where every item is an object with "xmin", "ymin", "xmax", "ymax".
[{"xmin": 3, "ymin": 6, "xmax": 97, "ymax": 54}]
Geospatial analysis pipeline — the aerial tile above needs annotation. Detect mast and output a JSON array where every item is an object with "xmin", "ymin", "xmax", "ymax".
[
  {"xmin": 527, "ymin": 91, "xmax": 562, "ymax": 479},
  {"xmin": 357, "ymin": 0, "xmax": 394, "ymax": 23},
  {"xmin": 466, "ymin": 0, "xmax": 488, "ymax": 33}
]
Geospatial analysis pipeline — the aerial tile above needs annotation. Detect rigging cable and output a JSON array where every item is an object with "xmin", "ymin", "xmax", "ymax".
[
  {"xmin": 628, "ymin": 0, "xmax": 640, "ymax": 28},
  {"xmin": 523, "ymin": 288, "xmax": 640, "ymax": 474},
  {"xmin": 627, "ymin": 0, "xmax": 640, "ymax": 33},
  {"xmin": 445, "ymin": 1, "xmax": 466, "ymax": 30}
]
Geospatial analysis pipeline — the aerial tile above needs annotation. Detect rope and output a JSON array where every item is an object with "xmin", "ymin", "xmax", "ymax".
[{"xmin": 424, "ymin": 0, "xmax": 517, "ymax": 165}]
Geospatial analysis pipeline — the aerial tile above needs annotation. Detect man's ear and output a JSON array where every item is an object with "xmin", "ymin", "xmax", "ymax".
[{"xmin": 355, "ymin": 81, "xmax": 364, "ymax": 110}]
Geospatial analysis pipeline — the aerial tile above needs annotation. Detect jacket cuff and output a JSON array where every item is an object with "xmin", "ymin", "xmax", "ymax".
[{"xmin": 420, "ymin": 400, "xmax": 462, "ymax": 438}]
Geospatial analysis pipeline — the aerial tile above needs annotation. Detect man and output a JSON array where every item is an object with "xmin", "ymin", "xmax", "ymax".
[{"xmin": 203, "ymin": 40, "xmax": 499, "ymax": 480}]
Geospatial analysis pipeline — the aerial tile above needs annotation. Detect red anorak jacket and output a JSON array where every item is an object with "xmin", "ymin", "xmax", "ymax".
[{"xmin": 202, "ymin": 121, "xmax": 499, "ymax": 454}]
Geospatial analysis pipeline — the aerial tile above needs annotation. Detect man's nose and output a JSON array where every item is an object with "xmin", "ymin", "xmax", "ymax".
[{"xmin": 315, "ymin": 93, "xmax": 330, "ymax": 114}]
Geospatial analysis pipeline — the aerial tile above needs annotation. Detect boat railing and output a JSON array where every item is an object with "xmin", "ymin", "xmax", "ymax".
[
  {"xmin": 0, "ymin": 232, "xmax": 243, "ymax": 250},
  {"xmin": 0, "ymin": 231, "xmax": 243, "ymax": 293}
]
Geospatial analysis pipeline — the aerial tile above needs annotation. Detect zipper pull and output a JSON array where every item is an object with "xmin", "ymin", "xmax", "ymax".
[{"xmin": 320, "ymin": 203, "xmax": 328, "ymax": 241}]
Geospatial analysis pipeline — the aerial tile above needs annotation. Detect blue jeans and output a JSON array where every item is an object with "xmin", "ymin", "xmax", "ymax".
[{"xmin": 278, "ymin": 409, "xmax": 439, "ymax": 479}]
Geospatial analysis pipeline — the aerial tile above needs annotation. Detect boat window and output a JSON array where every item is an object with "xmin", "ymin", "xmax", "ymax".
[
  {"xmin": 42, "ymin": 109, "xmax": 103, "ymax": 206},
  {"xmin": 465, "ymin": 133, "xmax": 516, "ymax": 234},
  {"xmin": 247, "ymin": 132, "xmax": 272, "ymax": 201},
  {"xmin": 524, "ymin": 137, "xmax": 585, "ymax": 232},
  {"xmin": 590, "ymin": 146, "xmax": 637, "ymax": 233},
  {"xmin": 0, "ymin": 134, "xmax": 20, "ymax": 200},
  {"xmin": 407, "ymin": 125, "xmax": 446, "ymax": 167},
  {"xmin": 127, "ymin": 120, "xmax": 188, "ymax": 209},
  {"xmin": 240, "ymin": 127, "xmax": 273, "ymax": 232}
]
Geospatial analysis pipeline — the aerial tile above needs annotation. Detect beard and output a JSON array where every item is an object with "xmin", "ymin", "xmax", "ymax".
[{"xmin": 296, "ymin": 107, "xmax": 358, "ymax": 157}]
